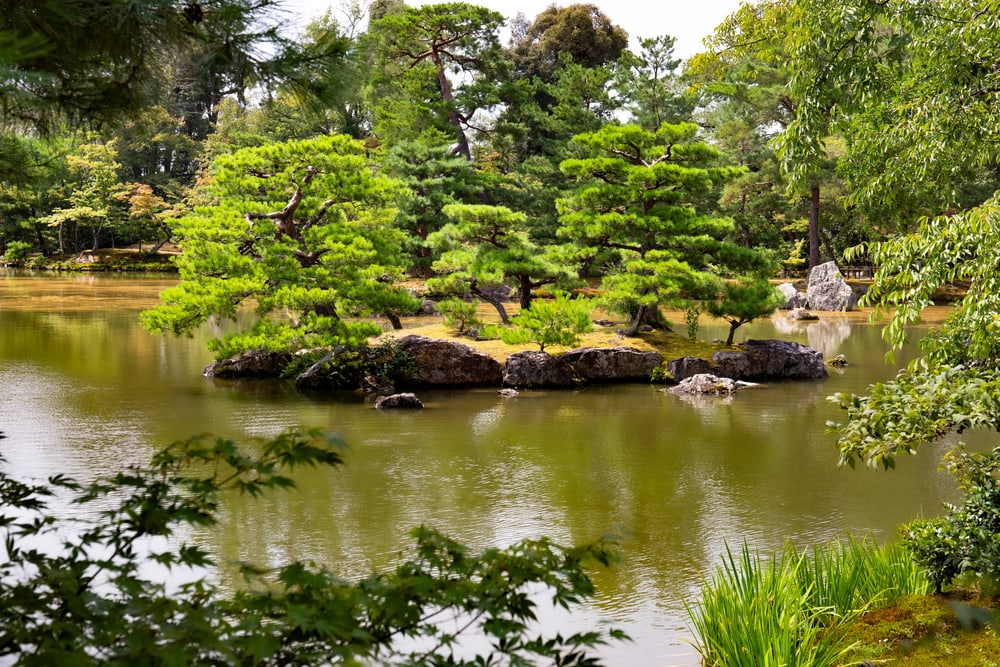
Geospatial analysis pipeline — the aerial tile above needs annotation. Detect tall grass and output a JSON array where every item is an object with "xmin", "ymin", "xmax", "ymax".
[{"xmin": 688, "ymin": 537, "xmax": 931, "ymax": 667}]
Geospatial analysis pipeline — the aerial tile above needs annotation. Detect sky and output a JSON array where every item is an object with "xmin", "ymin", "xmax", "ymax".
[{"xmin": 282, "ymin": 0, "xmax": 746, "ymax": 59}]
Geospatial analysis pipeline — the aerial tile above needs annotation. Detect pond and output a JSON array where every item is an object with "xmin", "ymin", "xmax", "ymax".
[{"xmin": 0, "ymin": 271, "xmax": 977, "ymax": 665}]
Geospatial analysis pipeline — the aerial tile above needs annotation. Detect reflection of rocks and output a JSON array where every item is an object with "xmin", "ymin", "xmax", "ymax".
[
  {"xmin": 374, "ymin": 392, "xmax": 424, "ymax": 409},
  {"xmin": 805, "ymin": 319, "xmax": 851, "ymax": 358},
  {"xmin": 806, "ymin": 261, "xmax": 859, "ymax": 311},
  {"xmin": 787, "ymin": 307, "xmax": 818, "ymax": 321},
  {"xmin": 502, "ymin": 351, "xmax": 583, "ymax": 388},
  {"xmin": 777, "ymin": 282, "xmax": 808, "ymax": 309}
]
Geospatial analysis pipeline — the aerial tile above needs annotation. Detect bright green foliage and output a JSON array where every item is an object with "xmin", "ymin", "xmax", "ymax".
[
  {"xmin": 615, "ymin": 36, "xmax": 695, "ymax": 131},
  {"xmin": 706, "ymin": 278, "xmax": 784, "ymax": 346},
  {"xmin": 38, "ymin": 139, "xmax": 127, "ymax": 253},
  {"xmin": 141, "ymin": 135, "xmax": 417, "ymax": 359},
  {"xmin": 684, "ymin": 302, "xmax": 702, "ymax": 340},
  {"xmin": 382, "ymin": 137, "xmax": 483, "ymax": 273},
  {"xmin": 500, "ymin": 292, "xmax": 593, "ymax": 351},
  {"xmin": 436, "ymin": 297, "xmax": 481, "ymax": 333},
  {"xmin": 902, "ymin": 446, "xmax": 1000, "ymax": 592},
  {"xmin": 427, "ymin": 203, "xmax": 579, "ymax": 322},
  {"xmin": 558, "ymin": 122, "xmax": 771, "ymax": 335},
  {"xmin": 0, "ymin": 430, "xmax": 626, "ymax": 665},
  {"xmin": 689, "ymin": 539, "xmax": 930, "ymax": 667}
]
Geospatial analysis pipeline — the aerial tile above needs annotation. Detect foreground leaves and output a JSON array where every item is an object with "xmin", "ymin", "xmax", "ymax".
[{"xmin": 0, "ymin": 430, "xmax": 624, "ymax": 666}]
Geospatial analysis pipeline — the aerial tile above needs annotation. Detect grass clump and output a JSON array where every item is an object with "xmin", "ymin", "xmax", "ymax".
[{"xmin": 688, "ymin": 537, "xmax": 930, "ymax": 667}]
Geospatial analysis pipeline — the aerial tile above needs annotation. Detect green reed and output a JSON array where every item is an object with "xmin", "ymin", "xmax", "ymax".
[{"xmin": 688, "ymin": 537, "xmax": 931, "ymax": 666}]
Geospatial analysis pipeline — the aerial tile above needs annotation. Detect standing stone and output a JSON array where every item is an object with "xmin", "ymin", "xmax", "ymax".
[{"xmin": 806, "ymin": 261, "xmax": 859, "ymax": 311}]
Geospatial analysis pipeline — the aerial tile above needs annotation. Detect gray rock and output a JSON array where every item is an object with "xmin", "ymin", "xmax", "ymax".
[
  {"xmin": 502, "ymin": 351, "xmax": 584, "ymax": 388},
  {"xmin": 394, "ymin": 335, "xmax": 503, "ymax": 387},
  {"xmin": 712, "ymin": 339, "xmax": 827, "ymax": 381},
  {"xmin": 806, "ymin": 261, "xmax": 859, "ymax": 311},
  {"xmin": 418, "ymin": 299, "xmax": 438, "ymax": 315},
  {"xmin": 786, "ymin": 307, "xmax": 819, "ymax": 321},
  {"xmin": 665, "ymin": 356, "xmax": 718, "ymax": 382},
  {"xmin": 777, "ymin": 282, "xmax": 808, "ymax": 309},
  {"xmin": 204, "ymin": 349, "xmax": 291, "ymax": 378},
  {"xmin": 560, "ymin": 346, "xmax": 663, "ymax": 382},
  {"xmin": 668, "ymin": 373, "xmax": 738, "ymax": 395},
  {"xmin": 374, "ymin": 392, "xmax": 424, "ymax": 409},
  {"xmin": 498, "ymin": 388, "xmax": 519, "ymax": 398}
]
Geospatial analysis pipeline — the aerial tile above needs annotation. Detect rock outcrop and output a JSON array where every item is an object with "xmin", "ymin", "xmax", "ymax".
[
  {"xmin": 665, "ymin": 356, "xmax": 717, "ymax": 382},
  {"xmin": 806, "ymin": 261, "xmax": 859, "ymax": 311},
  {"xmin": 560, "ymin": 346, "xmax": 663, "ymax": 382},
  {"xmin": 204, "ymin": 349, "xmax": 291, "ymax": 378},
  {"xmin": 393, "ymin": 335, "xmax": 503, "ymax": 387},
  {"xmin": 374, "ymin": 392, "xmax": 424, "ymax": 409},
  {"xmin": 502, "ymin": 351, "xmax": 583, "ymax": 388},
  {"xmin": 712, "ymin": 339, "xmax": 827, "ymax": 381}
]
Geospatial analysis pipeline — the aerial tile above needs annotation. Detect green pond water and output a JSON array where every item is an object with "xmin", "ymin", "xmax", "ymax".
[{"xmin": 0, "ymin": 271, "xmax": 981, "ymax": 665}]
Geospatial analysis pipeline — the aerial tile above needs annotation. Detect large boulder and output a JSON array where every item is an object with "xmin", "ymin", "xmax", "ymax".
[
  {"xmin": 374, "ymin": 392, "xmax": 424, "ymax": 409},
  {"xmin": 502, "ymin": 351, "xmax": 583, "ymax": 388},
  {"xmin": 712, "ymin": 339, "xmax": 827, "ymax": 381},
  {"xmin": 806, "ymin": 261, "xmax": 859, "ymax": 311},
  {"xmin": 665, "ymin": 356, "xmax": 718, "ymax": 382},
  {"xmin": 560, "ymin": 346, "xmax": 663, "ymax": 382},
  {"xmin": 393, "ymin": 335, "xmax": 502, "ymax": 387},
  {"xmin": 204, "ymin": 349, "xmax": 291, "ymax": 378},
  {"xmin": 777, "ymin": 282, "xmax": 808, "ymax": 309}
]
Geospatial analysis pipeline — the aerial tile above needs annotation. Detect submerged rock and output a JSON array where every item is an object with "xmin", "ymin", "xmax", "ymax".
[
  {"xmin": 668, "ymin": 373, "xmax": 739, "ymax": 395},
  {"xmin": 786, "ymin": 307, "xmax": 819, "ymax": 321},
  {"xmin": 374, "ymin": 392, "xmax": 424, "ymax": 409}
]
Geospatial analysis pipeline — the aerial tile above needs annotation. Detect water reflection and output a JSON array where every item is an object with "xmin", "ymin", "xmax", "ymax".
[{"xmin": 0, "ymin": 275, "xmax": 983, "ymax": 666}]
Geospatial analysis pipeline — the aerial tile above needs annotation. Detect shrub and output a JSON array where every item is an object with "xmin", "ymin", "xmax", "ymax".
[
  {"xmin": 1, "ymin": 240, "xmax": 32, "ymax": 264},
  {"xmin": 437, "ymin": 297, "xmax": 481, "ymax": 333},
  {"xmin": 500, "ymin": 292, "xmax": 593, "ymax": 351}
]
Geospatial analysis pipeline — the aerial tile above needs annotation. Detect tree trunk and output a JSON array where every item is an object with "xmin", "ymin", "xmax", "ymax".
[
  {"xmin": 384, "ymin": 311, "xmax": 403, "ymax": 330},
  {"xmin": 471, "ymin": 285, "xmax": 510, "ymax": 324},
  {"xmin": 518, "ymin": 275, "xmax": 532, "ymax": 310},
  {"xmin": 621, "ymin": 303, "xmax": 652, "ymax": 337},
  {"xmin": 726, "ymin": 322, "xmax": 738, "ymax": 346},
  {"xmin": 808, "ymin": 183, "xmax": 820, "ymax": 269},
  {"xmin": 433, "ymin": 51, "xmax": 473, "ymax": 161}
]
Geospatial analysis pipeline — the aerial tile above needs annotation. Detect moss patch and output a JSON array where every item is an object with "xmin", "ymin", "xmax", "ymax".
[{"xmin": 841, "ymin": 593, "xmax": 1000, "ymax": 665}]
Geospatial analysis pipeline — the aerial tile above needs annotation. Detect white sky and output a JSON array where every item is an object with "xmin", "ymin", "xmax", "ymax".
[{"xmin": 281, "ymin": 0, "xmax": 745, "ymax": 59}]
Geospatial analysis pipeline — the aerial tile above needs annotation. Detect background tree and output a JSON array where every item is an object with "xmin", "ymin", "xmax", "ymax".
[
  {"xmin": 557, "ymin": 122, "xmax": 770, "ymax": 335},
  {"xmin": 366, "ymin": 2, "xmax": 506, "ymax": 160},
  {"xmin": 141, "ymin": 135, "xmax": 417, "ymax": 358},
  {"xmin": 615, "ymin": 35, "xmax": 696, "ymax": 131}
]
